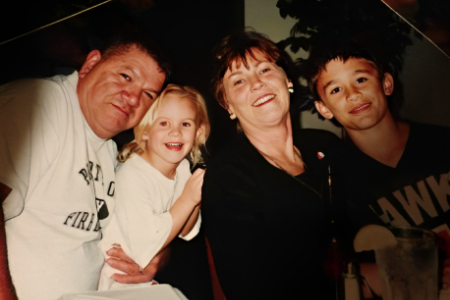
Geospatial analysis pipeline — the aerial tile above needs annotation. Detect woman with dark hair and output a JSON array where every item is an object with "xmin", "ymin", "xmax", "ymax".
[{"xmin": 202, "ymin": 31, "xmax": 338, "ymax": 299}]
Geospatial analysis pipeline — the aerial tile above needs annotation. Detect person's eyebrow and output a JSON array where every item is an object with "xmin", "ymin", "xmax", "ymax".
[
  {"xmin": 124, "ymin": 66, "xmax": 138, "ymax": 77},
  {"xmin": 227, "ymin": 61, "xmax": 265, "ymax": 79},
  {"xmin": 148, "ymin": 87, "xmax": 160, "ymax": 94},
  {"xmin": 322, "ymin": 80, "xmax": 336, "ymax": 93},
  {"xmin": 322, "ymin": 69, "xmax": 373, "ymax": 92},
  {"xmin": 354, "ymin": 69, "xmax": 371, "ymax": 75},
  {"xmin": 123, "ymin": 66, "xmax": 162, "ymax": 94},
  {"xmin": 228, "ymin": 70, "xmax": 243, "ymax": 79}
]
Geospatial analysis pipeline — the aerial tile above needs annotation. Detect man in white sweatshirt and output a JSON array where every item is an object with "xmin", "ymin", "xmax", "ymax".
[{"xmin": 0, "ymin": 30, "xmax": 169, "ymax": 300}]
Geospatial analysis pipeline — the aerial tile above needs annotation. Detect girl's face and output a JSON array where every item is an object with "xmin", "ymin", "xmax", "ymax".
[{"xmin": 141, "ymin": 95, "xmax": 199, "ymax": 175}]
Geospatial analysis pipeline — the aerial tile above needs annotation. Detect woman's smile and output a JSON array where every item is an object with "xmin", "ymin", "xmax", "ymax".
[{"xmin": 252, "ymin": 94, "xmax": 275, "ymax": 107}]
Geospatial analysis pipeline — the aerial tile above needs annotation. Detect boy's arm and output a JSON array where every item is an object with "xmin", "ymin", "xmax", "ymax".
[
  {"xmin": 0, "ymin": 182, "xmax": 18, "ymax": 300},
  {"xmin": 180, "ymin": 205, "xmax": 200, "ymax": 238}
]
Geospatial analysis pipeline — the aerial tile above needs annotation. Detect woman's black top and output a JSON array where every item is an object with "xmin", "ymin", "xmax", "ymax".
[{"xmin": 202, "ymin": 129, "xmax": 339, "ymax": 299}]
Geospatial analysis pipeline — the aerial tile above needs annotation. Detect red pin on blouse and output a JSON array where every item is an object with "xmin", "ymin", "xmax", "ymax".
[{"xmin": 317, "ymin": 152, "xmax": 325, "ymax": 160}]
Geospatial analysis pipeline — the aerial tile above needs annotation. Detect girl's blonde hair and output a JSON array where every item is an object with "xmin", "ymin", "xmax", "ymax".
[{"xmin": 118, "ymin": 84, "xmax": 210, "ymax": 167}]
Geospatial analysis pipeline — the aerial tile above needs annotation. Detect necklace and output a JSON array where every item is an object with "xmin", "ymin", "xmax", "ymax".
[
  {"xmin": 253, "ymin": 145, "xmax": 321, "ymax": 197},
  {"xmin": 255, "ymin": 146, "xmax": 305, "ymax": 176}
]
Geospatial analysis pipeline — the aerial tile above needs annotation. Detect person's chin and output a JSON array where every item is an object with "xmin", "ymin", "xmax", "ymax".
[
  {"xmin": 100, "ymin": 118, "xmax": 129, "ymax": 137},
  {"xmin": 352, "ymin": 119, "xmax": 379, "ymax": 131},
  {"xmin": 260, "ymin": 112, "xmax": 288, "ymax": 124}
]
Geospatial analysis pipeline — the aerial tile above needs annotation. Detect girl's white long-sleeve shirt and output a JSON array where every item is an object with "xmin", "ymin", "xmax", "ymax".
[{"xmin": 98, "ymin": 155, "xmax": 200, "ymax": 290}]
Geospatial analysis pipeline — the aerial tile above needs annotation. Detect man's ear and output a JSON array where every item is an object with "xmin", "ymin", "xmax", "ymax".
[
  {"xmin": 382, "ymin": 72, "xmax": 394, "ymax": 96},
  {"xmin": 314, "ymin": 100, "xmax": 334, "ymax": 120},
  {"xmin": 78, "ymin": 50, "xmax": 102, "ymax": 79}
]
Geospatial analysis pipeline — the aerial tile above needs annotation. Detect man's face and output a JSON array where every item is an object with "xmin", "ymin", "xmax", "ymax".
[
  {"xmin": 77, "ymin": 46, "xmax": 166, "ymax": 139},
  {"xmin": 314, "ymin": 58, "xmax": 394, "ymax": 132}
]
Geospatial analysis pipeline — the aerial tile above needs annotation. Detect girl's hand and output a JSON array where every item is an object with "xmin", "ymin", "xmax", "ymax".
[{"xmin": 181, "ymin": 168, "xmax": 205, "ymax": 206}]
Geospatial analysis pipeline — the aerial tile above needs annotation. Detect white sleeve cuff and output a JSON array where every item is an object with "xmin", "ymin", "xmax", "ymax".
[{"xmin": 179, "ymin": 210, "xmax": 201, "ymax": 241}]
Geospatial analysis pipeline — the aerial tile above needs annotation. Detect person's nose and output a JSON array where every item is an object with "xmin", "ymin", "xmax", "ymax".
[
  {"xmin": 169, "ymin": 126, "xmax": 182, "ymax": 137},
  {"xmin": 346, "ymin": 86, "xmax": 362, "ymax": 102},
  {"xmin": 250, "ymin": 75, "xmax": 264, "ymax": 91},
  {"xmin": 121, "ymin": 87, "xmax": 140, "ymax": 108}
]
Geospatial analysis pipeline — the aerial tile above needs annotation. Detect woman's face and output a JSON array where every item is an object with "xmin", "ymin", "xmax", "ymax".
[{"xmin": 222, "ymin": 49, "xmax": 292, "ymax": 131}]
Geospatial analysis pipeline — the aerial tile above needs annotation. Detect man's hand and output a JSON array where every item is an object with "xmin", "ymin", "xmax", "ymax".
[{"xmin": 106, "ymin": 245, "xmax": 170, "ymax": 284}]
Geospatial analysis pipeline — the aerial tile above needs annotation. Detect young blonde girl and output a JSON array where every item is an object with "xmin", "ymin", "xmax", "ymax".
[{"xmin": 98, "ymin": 84, "xmax": 210, "ymax": 290}]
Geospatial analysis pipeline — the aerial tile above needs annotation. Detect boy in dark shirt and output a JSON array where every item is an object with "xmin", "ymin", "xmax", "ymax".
[{"xmin": 306, "ymin": 43, "xmax": 450, "ymax": 296}]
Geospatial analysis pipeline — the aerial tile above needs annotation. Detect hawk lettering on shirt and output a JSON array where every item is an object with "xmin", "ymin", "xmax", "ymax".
[{"xmin": 370, "ymin": 171, "xmax": 450, "ymax": 255}]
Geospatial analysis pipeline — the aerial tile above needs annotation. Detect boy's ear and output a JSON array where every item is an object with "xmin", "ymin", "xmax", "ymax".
[
  {"xmin": 78, "ymin": 50, "xmax": 102, "ymax": 79},
  {"xmin": 382, "ymin": 73, "xmax": 394, "ymax": 96},
  {"xmin": 315, "ymin": 100, "xmax": 334, "ymax": 120}
]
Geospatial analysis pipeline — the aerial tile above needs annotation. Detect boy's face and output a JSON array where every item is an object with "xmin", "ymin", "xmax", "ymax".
[{"xmin": 314, "ymin": 57, "xmax": 394, "ymax": 132}]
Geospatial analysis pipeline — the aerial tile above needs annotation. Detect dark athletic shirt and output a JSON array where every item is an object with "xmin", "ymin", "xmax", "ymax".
[{"xmin": 330, "ymin": 122, "xmax": 450, "ymax": 261}]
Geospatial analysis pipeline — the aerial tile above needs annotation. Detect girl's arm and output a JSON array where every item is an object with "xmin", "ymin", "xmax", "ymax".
[
  {"xmin": 180, "ymin": 205, "xmax": 200, "ymax": 237},
  {"xmin": 160, "ymin": 168, "xmax": 204, "ymax": 250}
]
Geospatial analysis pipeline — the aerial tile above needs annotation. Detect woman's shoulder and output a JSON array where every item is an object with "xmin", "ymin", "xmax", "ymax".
[{"xmin": 206, "ymin": 134, "xmax": 255, "ymax": 172}]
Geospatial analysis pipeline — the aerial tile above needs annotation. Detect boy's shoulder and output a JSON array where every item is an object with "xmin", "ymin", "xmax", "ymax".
[
  {"xmin": 330, "ymin": 121, "xmax": 450, "ymax": 162},
  {"xmin": 405, "ymin": 121, "xmax": 450, "ymax": 142},
  {"xmin": 408, "ymin": 121, "xmax": 450, "ymax": 151},
  {"xmin": 410, "ymin": 121, "xmax": 450, "ymax": 135}
]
